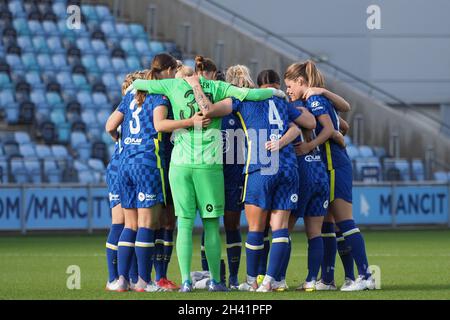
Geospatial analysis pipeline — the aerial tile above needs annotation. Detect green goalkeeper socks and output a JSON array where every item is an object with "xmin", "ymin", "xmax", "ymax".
[
  {"xmin": 176, "ymin": 216, "xmax": 194, "ymax": 283},
  {"xmin": 203, "ymin": 217, "xmax": 222, "ymax": 283}
]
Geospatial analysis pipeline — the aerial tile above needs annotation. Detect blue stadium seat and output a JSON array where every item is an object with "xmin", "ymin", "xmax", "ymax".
[
  {"xmin": 74, "ymin": 159, "xmax": 89, "ymax": 171},
  {"xmin": 120, "ymin": 39, "xmax": 138, "ymax": 56},
  {"xmin": 46, "ymin": 92, "xmax": 64, "ymax": 108},
  {"xmin": 28, "ymin": 20, "xmax": 45, "ymax": 36},
  {"xmin": 112, "ymin": 57, "xmax": 127, "ymax": 73},
  {"xmin": 96, "ymin": 55, "xmax": 112, "ymax": 70},
  {"xmin": 95, "ymin": 5, "xmax": 114, "ymax": 22},
  {"xmin": 71, "ymin": 131, "xmax": 88, "ymax": 146},
  {"xmin": 30, "ymin": 89, "xmax": 49, "ymax": 109},
  {"xmin": 42, "ymin": 21, "xmax": 60, "ymax": 37},
  {"xmin": 128, "ymin": 23, "xmax": 147, "ymax": 40},
  {"xmin": 52, "ymin": 54, "xmax": 71, "ymax": 72},
  {"xmin": 76, "ymin": 91, "xmax": 94, "ymax": 107},
  {"xmin": 344, "ymin": 135, "xmax": 352, "ymax": 146},
  {"xmin": 6, "ymin": 54, "xmax": 25, "ymax": 72},
  {"xmin": 101, "ymin": 72, "xmax": 118, "ymax": 88},
  {"xmin": 88, "ymin": 157, "xmax": 105, "ymax": 182},
  {"xmin": 115, "ymin": 23, "xmax": 131, "ymax": 38},
  {"xmin": 32, "ymin": 36, "xmax": 50, "ymax": 53},
  {"xmin": 56, "ymin": 71, "xmax": 75, "ymax": 89},
  {"xmin": 50, "ymin": 109, "xmax": 66, "ymax": 124},
  {"xmin": 13, "ymin": 18, "xmax": 31, "ymax": 36},
  {"xmin": 135, "ymin": 39, "xmax": 151, "ymax": 55},
  {"xmin": 44, "ymin": 159, "xmax": 61, "ymax": 183},
  {"xmin": 4, "ymin": 104, "xmax": 20, "ymax": 124},
  {"xmin": 23, "ymin": 158, "xmax": 42, "ymax": 183},
  {"xmin": 52, "ymin": 2, "xmax": 67, "ymax": 19},
  {"xmin": 25, "ymin": 71, "xmax": 45, "ymax": 90},
  {"xmin": 9, "ymin": 1, "xmax": 27, "ymax": 18},
  {"xmin": 411, "ymin": 159, "xmax": 425, "ymax": 181},
  {"xmin": 10, "ymin": 158, "xmax": 29, "ymax": 183},
  {"xmin": 0, "ymin": 72, "xmax": 13, "ymax": 90},
  {"xmin": 434, "ymin": 171, "xmax": 448, "ymax": 182},
  {"xmin": 14, "ymin": 131, "xmax": 31, "ymax": 144},
  {"xmin": 81, "ymin": 55, "xmax": 99, "ymax": 73},
  {"xmin": 81, "ymin": 110, "xmax": 96, "ymax": 125},
  {"xmin": 149, "ymin": 41, "xmax": 165, "ymax": 53},
  {"xmin": 126, "ymin": 56, "xmax": 142, "ymax": 70},
  {"xmin": 92, "ymin": 92, "xmax": 108, "ymax": 108},
  {"xmin": 51, "ymin": 145, "xmax": 69, "ymax": 159},
  {"xmin": 17, "ymin": 36, "xmax": 34, "ymax": 53},
  {"xmin": 35, "ymin": 145, "xmax": 53, "ymax": 159},
  {"xmin": 346, "ymin": 145, "xmax": 360, "ymax": 160},
  {"xmin": 72, "ymin": 74, "xmax": 91, "ymax": 91},
  {"xmin": 1, "ymin": 90, "xmax": 15, "ymax": 105},
  {"xmin": 47, "ymin": 37, "xmax": 65, "ymax": 54},
  {"xmin": 21, "ymin": 52, "xmax": 40, "ymax": 71},
  {"xmin": 76, "ymin": 38, "xmax": 94, "ymax": 55},
  {"xmin": 0, "ymin": 158, "xmax": 8, "ymax": 183},
  {"xmin": 91, "ymin": 39, "xmax": 108, "ymax": 55},
  {"xmin": 56, "ymin": 122, "xmax": 71, "ymax": 144},
  {"xmin": 78, "ymin": 170, "xmax": 95, "ymax": 183},
  {"xmin": 97, "ymin": 109, "xmax": 111, "ymax": 125},
  {"xmin": 373, "ymin": 146, "xmax": 387, "ymax": 158},
  {"xmin": 86, "ymin": 124, "xmax": 102, "ymax": 142},
  {"xmin": 81, "ymin": 4, "xmax": 99, "ymax": 22},
  {"xmin": 394, "ymin": 159, "xmax": 411, "ymax": 181},
  {"xmin": 358, "ymin": 145, "xmax": 374, "ymax": 158},
  {"xmin": 100, "ymin": 21, "xmax": 116, "ymax": 37}
]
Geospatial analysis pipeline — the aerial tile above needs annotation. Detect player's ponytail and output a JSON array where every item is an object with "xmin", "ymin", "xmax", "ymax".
[
  {"xmin": 257, "ymin": 69, "xmax": 281, "ymax": 88},
  {"xmin": 284, "ymin": 60, "xmax": 325, "ymax": 88},
  {"xmin": 195, "ymin": 55, "xmax": 217, "ymax": 79},
  {"xmin": 226, "ymin": 65, "xmax": 256, "ymax": 88},
  {"xmin": 135, "ymin": 53, "xmax": 178, "ymax": 106}
]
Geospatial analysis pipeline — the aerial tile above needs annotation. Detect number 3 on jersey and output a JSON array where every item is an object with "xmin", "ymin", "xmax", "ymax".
[
  {"xmin": 268, "ymin": 100, "xmax": 283, "ymax": 130},
  {"xmin": 129, "ymin": 99, "xmax": 141, "ymax": 134}
]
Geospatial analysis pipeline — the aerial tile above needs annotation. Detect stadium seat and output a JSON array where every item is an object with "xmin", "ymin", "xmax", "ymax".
[
  {"xmin": 47, "ymin": 37, "xmax": 65, "ymax": 54},
  {"xmin": 126, "ymin": 56, "xmax": 142, "ymax": 70},
  {"xmin": 23, "ymin": 158, "xmax": 42, "ymax": 183},
  {"xmin": 358, "ymin": 145, "xmax": 374, "ymax": 158},
  {"xmin": 51, "ymin": 145, "xmax": 69, "ymax": 159},
  {"xmin": 91, "ymin": 39, "xmax": 108, "ymax": 55},
  {"xmin": 97, "ymin": 109, "xmax": 110, "ymax": 125},
  {"xmin": 14, "ymin": 131, "xmax": 31, "ymax": 144},
  {"xmin": 25, "ymin": 71, "xmax": 45, "ymax": 90},
  {"xmin": 76, "ymin": 91, "xmax": 93, "ymax": 107},
  {"xmin": 78, "ymin": 170, "xmax": 95, "ymax": 184},
  {"xmin": 434, "ymin": 171, "xmax": 448, "ymax": 182},
  {"xmin": 52, "ymin": 54, "xmax": 71, "ymax": 72},
  {"xmin": 19, "ymin": 144, "xmax": 36, "ymax": 161},
  {"xmin": 9, "ymin": 1, "xmax": 26, "ymax": 18},
  {"xmin": 346, "ymin": 145, "xmax": 360, "ymax": 160},
  {"xmin": 81, "ymin": 55, "xmax": 99, "ymax": 73},
  {"xmin": 52, "ymin": 2, "xmax": 67, "ymax": 19},
  {"xmin": 10, "ymin": 158, "xmax": 29, "ymax": 183},
  {"xmin": 0, "ymin": 157, "xmax": 8, "ymax": 183},
  {"xmin": 21, "ymin": 52, "xmax": 39, "ymax": 71},
  {"xmin": 56, "ymin": 122, "xmax": 71, "ymax": 144},
  {"xmin": 17, "ymin": 36, "xmax": 34, "ymax": 53},
  {"xmin": 149, "ymin": 41, "xmax": 165, "ymax": 53},
  {"xmin": 32, "ymin": 36, "xmax": 50, "ymax": 53},
  {"xmin": 6, "ymin": 54, "xmax": 25, "ymax": 72},
  {"xmin": 76, "ymin": 38, "xmax": 95, "ymax": 55},
  {"xmin": 411, "ymin": 159, "xmax": 425, "ymax": 181},
  {"xmin": 74, "ymin": 159, "xmax": 89, "ymax": 171},
  {"xmin": 35, "ymin": 144, "xmax": 52, "ymax": 159},
  {"xmin": 115, "ymin": 23, "xmax": 131, "ymax": 38},
  {"xmin": 81, "ymin": 4, "xmax": 99, "ymax": 22},
  {"xmin": 28, "ymin": 20, "xmax": 45, "ymax": 36},
  {"xmin": 92, "ymin": 92, "xmax": 108, "ymax": 108},
  {"xmin": 120, "ymin": 39, "xmax": 138, "ymax": 56},
  {"xmin": 44, "ymin": 159, "xmax": 61, "ymax": 183},
  {"xmin": 72, "ymin": 74, "xmax": 91, "ymax": 91},
  {"xmin": 0, "ymin": 72, "xmax": 13, "ymax": 90},
  {"xmin": 394, "ymin": 159, "xmax": 411, "ymax": 181},
  {"xmin": 30, "ymin": 89, "xmax": 48, "ymax": 109},
  {"xmin": 95, "ymin": 5, "xmax": 114, "ymax": 22},
  {"xmin": 111, "ymin": 57, "xmax": 127, "ymax": 73},
  {"xmin": 13, "ymin": 18, "xmax": 30, "ymax": 36},
  {"xmin": 50, "ymin": 109, "xmax": 66, "ymax": 124},
  {"xmin": 42, "ymin": 21, "xmax": 60, "ymax": 37},
  {"xmin": 100, "ymin": 21, "xmax": 116, "ymax": 37},
  {"xmin": 88, "ymin": 157, "xmax": 105, "ymax": 182},
  {"xmin": 128, "ymin": 23, "xmax": 147, "ymax": 40},
  {"xmin": 62, "ymin": 166, "xmax": 78, "ymax": 183}
]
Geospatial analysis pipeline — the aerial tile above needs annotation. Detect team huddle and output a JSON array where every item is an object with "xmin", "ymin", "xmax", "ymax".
[{"xmin": 103, "ymin": 53, "xmax": 377, "ymax": 293}]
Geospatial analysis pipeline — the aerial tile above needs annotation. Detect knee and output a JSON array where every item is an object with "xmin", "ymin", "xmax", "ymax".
[{"xmin": 224, "ymin": 213, "xmax": 240, "ymax": 231}]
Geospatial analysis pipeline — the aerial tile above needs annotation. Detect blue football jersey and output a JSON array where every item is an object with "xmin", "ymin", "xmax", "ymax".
[
  {"xmin": 221, "ymin": 113, "xmax": 245, "ymax": 167},
  {"xmin": 231, "ymin": 96, "xmax": 301, "ymax": 174},
  {"xmin": 117, "ymin": 91, "xmax": 170, "ymax": 167},
  {"xmin": 305, "ymin": 95, "xmax": 350, "ymax": 170}
]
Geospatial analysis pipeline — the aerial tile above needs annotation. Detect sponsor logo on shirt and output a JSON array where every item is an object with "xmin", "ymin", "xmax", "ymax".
[
  {"xmin": 124, "ymin": 137, "xmax": 143, "ymax": 145},
  {"xmin": 138, "ymin": 192, "xmax": 156, "ymax": 201},
  {"xmin": 290, "ymin": 194, "xmax": 298, "ymax": 203},
  {"xmin": 269, "ymin": 133, "xmax": 282, "ymax": 141},
  {"xmin": 304, "ymin": 155, "xmax": 322, "ymax": 162},
  {"xmin": 109, "ymin": 193, "xmax": 119, "ymax": 202},
  {"xmin": 323, "ymin": 200, "xmax": 329, "ymax": 209}
]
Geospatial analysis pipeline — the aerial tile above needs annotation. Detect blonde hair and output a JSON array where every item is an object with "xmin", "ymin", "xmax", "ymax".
[
  {"xmin": 175, "ymin": 65, "xmax": 195, "ymax": 78},
  {"xmin": 226, "ymin": 65, "xmax": 255, "ymax": 88},
  {"xmin": 121, "ymin": 71, "xmax": 145, "ymax": 96},
  {"xmin": 284, "ymin": 60, "xmax": 325, "ymax": 88}
]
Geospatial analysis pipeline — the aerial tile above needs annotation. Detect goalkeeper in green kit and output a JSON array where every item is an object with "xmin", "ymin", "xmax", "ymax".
[{"xmin": 133, "ymin": 76, "xmax": 282, "ymax": 292}]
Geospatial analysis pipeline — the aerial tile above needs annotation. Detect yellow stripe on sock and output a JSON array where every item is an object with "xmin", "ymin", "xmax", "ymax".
[
  {"xmin": 118, "ymin": 241, "xmax": 135, "ymax": 247},
  {"xmin": 245, "ymin": 242, "xmax": 264, "ymax": 250},
  {"xmin": 135, "ymin": 241, "xmax": 155, "ymax": 248},
  {"xmin": 272, "ymin": 237, "xmax": 289, "ymax": 244},
  {"xmin": 321, "ymin": 233, "xmax": 336, "ymax": 238},
  {"xmin": 226, "ymin": 242, "xmax": 242, "ymax": 249},
  {"xmin": 163, "ymin": 241, "xmax": 174, "ymax": 246},
  {"xmin": 343, "ymin": 228, "xmax": 360, "ymax": 237},
  {"xmin": 106, "ymin": 243, "xmax": 118, "ymax": 250}
]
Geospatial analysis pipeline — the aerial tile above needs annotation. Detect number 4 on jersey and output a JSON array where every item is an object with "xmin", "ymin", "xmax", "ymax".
[{"xmin": 268, "ymin": 100, "xmax": 283, "ymax": 130}]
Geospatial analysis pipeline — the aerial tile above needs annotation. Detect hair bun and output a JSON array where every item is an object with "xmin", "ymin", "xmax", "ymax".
[{"xmin": 195, "ymin": 55, "xmax": 205, "ymax": 63}]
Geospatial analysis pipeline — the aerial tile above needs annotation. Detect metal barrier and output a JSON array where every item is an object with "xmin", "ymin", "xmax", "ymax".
[{"xmin": 0, "ymin": 182, "xmax": 448, "ymax": 233}]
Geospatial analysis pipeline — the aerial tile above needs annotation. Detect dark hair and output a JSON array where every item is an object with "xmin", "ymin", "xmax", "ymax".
[
  {"xmin": 135, "ymin": 53, "xmax": 177, "ymax": 106},
  {"xmin": 215, "ymin": 70, "xmax": 225, "ymax": 81},
  {"xmin": 195, "ymin": 55, "xmax": 217, "ymax": 73},
  {"xmin": 257, "ymin": 69, "xmax": 281, "ymax": 87}
]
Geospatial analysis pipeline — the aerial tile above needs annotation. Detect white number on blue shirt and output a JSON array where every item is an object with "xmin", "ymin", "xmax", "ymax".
[{"xmin": 268, "ymin": 100, "xmax": 283, "ymax": 130}]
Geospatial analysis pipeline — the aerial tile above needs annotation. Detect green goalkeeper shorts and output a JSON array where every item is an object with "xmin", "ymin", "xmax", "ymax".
[{"xmin": 168, "ymin": 165, "xmax": 225, "ymax": 219}]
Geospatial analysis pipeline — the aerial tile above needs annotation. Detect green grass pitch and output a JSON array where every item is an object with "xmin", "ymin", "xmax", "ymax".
[{"xmin": 0, "ymin": 230, "xmax": 449, "ymax": 300}]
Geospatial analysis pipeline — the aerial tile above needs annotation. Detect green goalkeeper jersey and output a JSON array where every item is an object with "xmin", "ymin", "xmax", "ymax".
[{"xmin": 133, "ymin": 77, "xmax": 273, "ymax": 169}]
